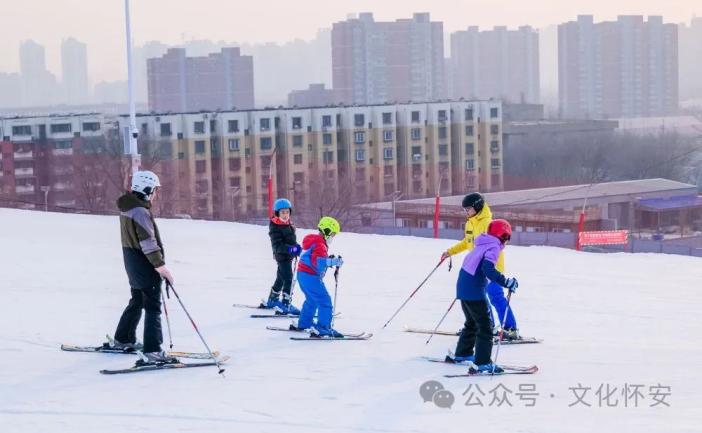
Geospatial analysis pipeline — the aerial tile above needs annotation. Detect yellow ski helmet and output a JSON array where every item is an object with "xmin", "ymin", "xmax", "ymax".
[{"xmin": 318, "ymin": 216, "xmax": 341, "ymax": 238}]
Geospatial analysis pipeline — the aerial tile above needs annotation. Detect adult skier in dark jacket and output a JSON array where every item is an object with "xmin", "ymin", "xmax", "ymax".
[
  {"xmin": 263, "ymin": 198, "xmax": 301, "ymax": 315},
  {"xmin": 108, "ymin": 170, "xmax": 177, "ymax": 365}
]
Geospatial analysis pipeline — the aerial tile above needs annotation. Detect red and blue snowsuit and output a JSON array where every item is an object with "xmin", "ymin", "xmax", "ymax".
[{"xmin": 296, "ymin": 233, "xmax": 338, "ymax": 329}]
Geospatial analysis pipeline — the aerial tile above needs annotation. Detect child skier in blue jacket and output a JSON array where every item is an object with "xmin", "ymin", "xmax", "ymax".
[{"xmin": 452, "ymin": 219, "xmax": 519, "ymax": 373}]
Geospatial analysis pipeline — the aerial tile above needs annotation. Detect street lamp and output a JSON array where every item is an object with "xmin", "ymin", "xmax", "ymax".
[
  {"xmin": 388, "ymin": 190, "xmax": 402, "ymax": 227},
  {"xmin": 40, "ymin": 186, "xmax": 51, "ymax": 212}
]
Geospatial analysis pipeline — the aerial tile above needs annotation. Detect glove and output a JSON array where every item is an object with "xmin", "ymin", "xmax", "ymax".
[
  {"xmin": 440, "ymin": 251, "xmax": 450, "ymax": 261},
  {"xmin": 505, "ymin": 278, "xmax": 518, "ymax": 293},
  {"xmin": 288, "ymin": 244, "xmax": 301, "ymax": 256},
  {"xmin": 155, "ymin": 265, "xmax": 174, "ymax": 285},
  {"xmin": 326, "ymin": 255, "xmax": 343, "ymax": 267}
]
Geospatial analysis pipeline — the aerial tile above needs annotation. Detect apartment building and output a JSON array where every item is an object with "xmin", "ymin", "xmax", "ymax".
[{"xmin": 1, "ymin": 100, "xmax": 503, "ymax": 221}]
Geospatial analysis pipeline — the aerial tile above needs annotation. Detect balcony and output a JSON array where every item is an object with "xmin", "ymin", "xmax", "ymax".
[
  {"xmin": 14, "ymin": 151, "xmax": 33, "ymax": 160},
  {"xmin": 52, "ymin": 148, "xmax": 74, "ymax": 156},
  {"xmin": 14, "ymin": 167, "xmax": 34, "ymax": 177},
  {"xmin": 15, "ymin": 185, "xmax": 36, "ymax": 194}
]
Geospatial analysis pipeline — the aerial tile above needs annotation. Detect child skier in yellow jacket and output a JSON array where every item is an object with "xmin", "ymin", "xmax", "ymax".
[{"xmin": 441, "ymin": 192, "xmax": 519, "ymax": 339}]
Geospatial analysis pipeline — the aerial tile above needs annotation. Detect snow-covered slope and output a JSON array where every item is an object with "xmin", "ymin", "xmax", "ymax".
[{"xmin": 0, "ymin": 208, "xmax": 700, "ymax": 433}]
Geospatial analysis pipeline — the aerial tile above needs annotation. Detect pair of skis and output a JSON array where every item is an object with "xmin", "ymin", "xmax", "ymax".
[
  {"xmin": 61, "ymin": 343, "xmax": 229, "ymax": 375},
  {"xmin": 404, "ymin": 327, "xmax": 542, "ymax": 344},
  {"xmin": 266, "ymin": 325, "xmax": 372, "ymax": 341},
  {"xmin": 422, "ymin": 356, "xmax": 538, "ymax": 376},
  {"xmin": 233, "ymin": 302, "xmax": 341, "ymax": 319}
]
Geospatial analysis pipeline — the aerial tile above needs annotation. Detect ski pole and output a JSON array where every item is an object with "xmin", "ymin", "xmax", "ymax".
[
  {"xmin": 382, "ymin": 257, "xmax": 447, "ymax": 329},
  {"xmin": 289, "ymin": 257, "xmax": 299, "ymax": 303},
  {"xmin": 425, "ymin": 298, "xmax": 457, "ymax": 345},
  {"xmin": 161, "ymin": 287, "xmax": 174, "ymax": 349},
  {"xmin": 492, "ymin": 291, "xmax": 513, "ymax": 376},
  {"xmin": 166, "ymin": 281, "xmax": 225, "ymax": 375},
  {"xmin": 330, "ymin": 266, "xmax": 340, "ymax": 328}
]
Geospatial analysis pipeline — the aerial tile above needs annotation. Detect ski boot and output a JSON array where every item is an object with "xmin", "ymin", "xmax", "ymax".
[
  {"xmin": 469, "ymin": 363, "xmax": 505, "ymax": 374},
  {"xmin": 500, "ymin": 328, "xmax": 521, "ymax": 341},
  {"xmin": 311, "ymin": 326, "xmax": 344, "ymax": 339},
  {"xmin": 104, "ymin": 335, "xmax": 143, "ymax": 352},
  {"xmin": 446, "ymin": 354, "xmax": 475, "ymax": 364},
  {"xmin": 261, "ymin": 290, "xmax": 282, "ymax": 309},
  {"xmin": 136, "ymin": 351, "xmax": 180, "ymax": 366}
]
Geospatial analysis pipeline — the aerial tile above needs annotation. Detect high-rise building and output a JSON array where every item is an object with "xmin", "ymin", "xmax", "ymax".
[
  {"xmin": 287, "ymin": 83, "xmax": 335, "ymax": 108},
  {"xmin": 558, "ymin": 15, "xmax": 678, "ymax": 119},
  {"xmin": 450, "ymin": 26, "xmax": 540, "ymax": 104},
  {"xmin": 147, "ymin": 47, "xmax": 254, "ymax": 112},
  {"xmin": 61, "ymin": 38, "xmax": 90, "ymax": 105},
  {"xmin": 0, "ymin": 73, "xmax": 22, "ymax": 108},
  {"xmin": 332, "ymin": 12, "xmax": 445, "ymax": 105},
  {"xmin": 19, "ymin": 40, "xmax": 59, "ymax": 107},
  {"xmin": 679, "ymin": 17, "xmax": 702, "ymax": 101}
]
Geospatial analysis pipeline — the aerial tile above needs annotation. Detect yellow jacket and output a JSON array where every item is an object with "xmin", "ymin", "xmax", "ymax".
[{"xmin": 446, "ymin": 203, "xmax": 505, "ymax": 272}]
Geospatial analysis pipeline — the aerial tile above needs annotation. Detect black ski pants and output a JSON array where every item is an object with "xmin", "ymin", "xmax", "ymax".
[{"xmin": 114, "ymin": 283, "xmax": 163, "ymax": 353}]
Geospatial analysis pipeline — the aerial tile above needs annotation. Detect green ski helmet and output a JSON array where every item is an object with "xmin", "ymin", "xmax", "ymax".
[{"xmin": 318, "ymin": 216, "xmax": 341, "ymax": 238}]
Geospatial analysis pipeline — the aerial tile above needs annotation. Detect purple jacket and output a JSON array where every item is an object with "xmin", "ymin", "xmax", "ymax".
[{"xmin": 457, "ymin": 234, "xmax": 508, "ymax": 300}]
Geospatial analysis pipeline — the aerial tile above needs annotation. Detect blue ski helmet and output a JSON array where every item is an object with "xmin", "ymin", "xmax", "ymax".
[{"xmin": 273, "ymin": 198, "xmax": 292, "ymax": 213}]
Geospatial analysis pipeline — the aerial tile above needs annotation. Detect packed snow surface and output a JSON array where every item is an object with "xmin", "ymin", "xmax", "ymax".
[{"xmin": 1, "ymin": 208, "xmax": 700, "ymax": 432}]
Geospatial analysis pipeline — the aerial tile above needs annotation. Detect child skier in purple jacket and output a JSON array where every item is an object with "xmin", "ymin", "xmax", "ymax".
[{"xmin": 451, "ymin": 219, "xmax": 519, "ymax": 373}]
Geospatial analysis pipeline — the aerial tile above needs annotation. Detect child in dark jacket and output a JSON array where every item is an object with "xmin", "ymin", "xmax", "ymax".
[
  {"xmin": 264, "ymin": 198, "xmax": 301, "ymax": 315},
  {"xmin": 452, "ymin": 219, "xmax": 519, "ymax": 373}
]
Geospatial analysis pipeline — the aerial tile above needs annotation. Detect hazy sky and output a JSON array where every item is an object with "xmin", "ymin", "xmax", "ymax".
[{"xmin": 2, "ymin": 0, "xmax": 700, "ymax": 83}]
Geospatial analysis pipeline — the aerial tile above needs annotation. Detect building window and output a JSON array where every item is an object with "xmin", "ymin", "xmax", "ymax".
[
  {"xmin": 260, "ymin": 118, "xmax": 270, "ymax": 131},
  {"xmin": 438, "ymin": 144, "xmax": 448, "ymax": 156},
  {"xmin": 465, "ymin": 108, "xmax": 474, "ymax": 121},
  {"xmin": 490, "ymin": 140, "xmax": 500, "ymax": 153},
  {"xmin": 490, "ymin": 124, "xmax": 500, "ymax": 135},
  {"xmin": 160, "ymin": 123, "xmax": 172, "ymax": 137},
  {"xmin": 323, "ymin": 133, "xmax": 333, "ymax": 145},
  {"xmin": 289, "ymin": 135, "xmax": 302, "ymax": 147},
  {"xmin": 323, "ymin": 151, "xmax": 334, "ymax": 164},
  {"xmin": 383, "ymin": 148, "xmax": 393, "ymax": 160},
  {"xmin": 195, "ymin": 160, "xmax": 207, "ymax": 173},
  {"xmin": 490, "ymin": 107, "xmax": 499, "ymax": 118},
  {"xmin": 229, "ymin": 158, "xmax": 241, "ymax": 171},
  {"xmin": 260, "ymin": 155, "xmax": 272, "ymax": 170},
  {"xmin": 228, "ymin": 138, "xmax": 240, "ymax": 151},
  {"xmin": 260, "ymin": 137, "xmax": 273, "ymax": 150},
  {"xmin": 291, "ymin": 117, "xmax": 302, "ymax": 130},
  {"xmin": 194, "ymin": 121, "xmax": 205, "ymax": 134},
  {"xmin": 411, "ymin": 128, "xmax": 421, "ymax": 140},
  {"xmin": 354, "ymin": 131, "xmax": 365, "ymax": 144},
  {"xmin": 322, "ymin": 115, "xmax": 332, "ymax": 127},
  {"xmin": 465, "ymin": 159, "xmax": 475, "ymax": 170},
  {"xmin": 438, "ymin": 110, "xmax": 447, "ymax": 122},
  {"xmin": 491, "ymin": 158, "xmax": 501, "ymax": 169},
  {"xmin": 382, "ymin": 112, "xmax": 392, "ymax": 125},
  {"xmin": 411, "ymin": 111, "xmax": 420, "ymax": 123},
  {"xmin": 465, "ymin": 142, "xmax": 474, "ymax": 155},
  {"xmin": 230, "ymin": 177, "xmax": 241, "ymax": 187},
  {"xmin": 50, "ymin": 123, "xmax": 72, "ymax": 134},
  {"xmin": 384, "ymin": 166, "xmax": 393, "ymax": 177},
  {"xmin": 412, "ymin": 146, "xmax": 422, "ymax": 162},
  {"xmin": 383, "ymin": 130, "xmax": 393, "ymax": 142},
  {"xmin": 82, "ymin": 122, "xmax": 100, "ymax": 132},
  {"xmin": 294, "ymin": 154, "xmax": 303, "ymax": 164},
  {"xmin": 355, "ymin": 167, "xmax": 366, "ymax": 181},
  {"xmin": 355, "ymin": 149, "xmax": 365, "ymax": 162},
  {"xmin": 438, "ymin": 126, "xmax": 447, "ymax": 139},
  {"xmin": 12, "ymin": 125, "xmax": 32, "ymax": 136},
  {"xmin": 465, "ymin": 125, "xmax": 474, "ymax": 136},
  {"xmin": 293, "ymin": 172, "xmax": 304, "ymax": 184},
  {"xmin": 195, "ymin": 140, "xmax": 206, "ymax": 154},
  {"xmin": 228, "ymin": 119, "xmax": 239, "ymax": 133},
  {"xmin": 354, "ymin": 114, "xmax": 365, "ymax": 127},
  {"xmin": 54, "ymin": 140, "xmax": 72, "ymax": 149}
]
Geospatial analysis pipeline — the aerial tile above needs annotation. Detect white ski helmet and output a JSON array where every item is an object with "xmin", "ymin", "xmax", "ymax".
[{"xmin": 131, "ymin": 170, "xmax": 161, "ymax": 199}]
